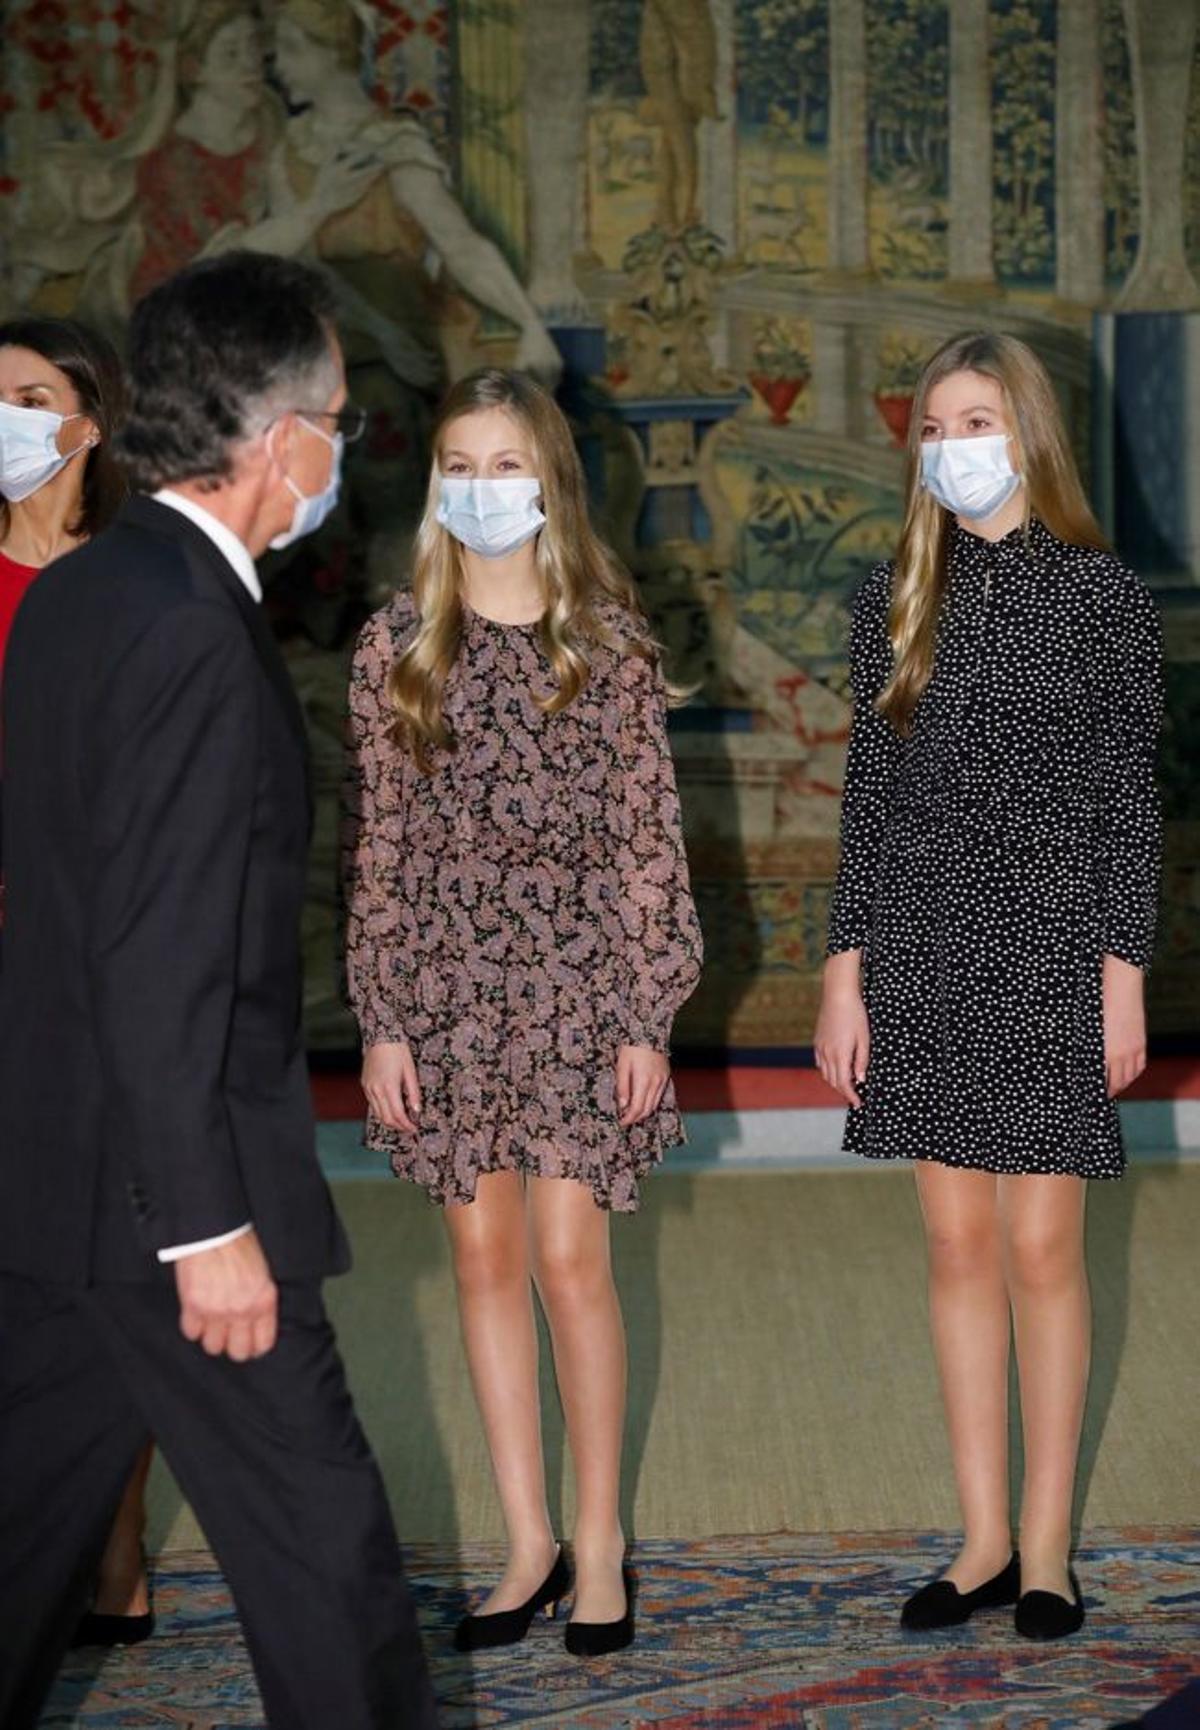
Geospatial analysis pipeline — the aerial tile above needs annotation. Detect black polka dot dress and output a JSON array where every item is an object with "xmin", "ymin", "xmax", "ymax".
[{"xmin": 826, "ymin": 517, "xmax": 1163, "ymax": 1179}]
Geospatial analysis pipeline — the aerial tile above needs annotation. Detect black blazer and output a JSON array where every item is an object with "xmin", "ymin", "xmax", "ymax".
[{"xmin": 0, "ymin": 496, "xmax": 349, "ymax": 1284}]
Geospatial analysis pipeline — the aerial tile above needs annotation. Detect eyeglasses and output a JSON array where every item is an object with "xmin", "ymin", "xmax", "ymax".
[{"xmin": 293, "ymin": 404, "xmax": 368, "ymax": 444}]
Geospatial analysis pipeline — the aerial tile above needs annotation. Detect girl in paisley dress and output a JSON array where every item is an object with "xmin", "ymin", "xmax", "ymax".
[
  {"xmin": 343, "ymin": 368, "xmax": 701, "ymax": 1656},
  {"xmin": 815, "ymin": 333, "xmax": 1161, "ymax": 1640}
]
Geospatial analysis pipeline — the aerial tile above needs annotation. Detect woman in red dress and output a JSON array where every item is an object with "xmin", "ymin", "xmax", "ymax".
[
  {"xmin": 0, "ymin": 317, "xmax": 145, "ymax": 1641},
  {"xmin": 0, "ymin": 320, "xmax": 125, "ymax": 659}
]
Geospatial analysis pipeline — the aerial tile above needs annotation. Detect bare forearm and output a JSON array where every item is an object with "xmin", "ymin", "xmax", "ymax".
[{"xmin": 823, "ymin": 947, "xmax": 862, "ymax": 993}]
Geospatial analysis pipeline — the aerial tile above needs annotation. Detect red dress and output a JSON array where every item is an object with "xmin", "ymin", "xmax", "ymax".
[
  {"xmin": 0, "ymin": 548, "xmax": 40, "ymax": 925},
  {"xmin": 0, "ymin": 549, "xmax": 40, "ymax": 671}
]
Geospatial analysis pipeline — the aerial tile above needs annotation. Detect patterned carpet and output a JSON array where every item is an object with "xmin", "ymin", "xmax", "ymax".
[{"xmin": 43, "ymin": 1530, "xmax": 1199, "ymax": 1729}]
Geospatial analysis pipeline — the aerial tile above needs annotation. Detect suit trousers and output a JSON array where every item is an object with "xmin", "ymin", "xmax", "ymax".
[{"xmin": 0, "ymin": 1271, "xmax": 438, "ymax": 1730}]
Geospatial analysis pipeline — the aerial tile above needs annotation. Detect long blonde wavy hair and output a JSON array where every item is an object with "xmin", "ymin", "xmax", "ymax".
[
  {"xmin": 387, "ymin": 369, "xmax": 657, "ymax": 771},
  {"xmin": 880, "ymin": 331, "xmax": 1108, "ymax": 734}
]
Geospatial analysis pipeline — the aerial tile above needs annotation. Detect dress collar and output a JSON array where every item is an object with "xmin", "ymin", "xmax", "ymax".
[{"xmin": 948, "ymin": 514, "xmax": 1054, "ymax": 570}]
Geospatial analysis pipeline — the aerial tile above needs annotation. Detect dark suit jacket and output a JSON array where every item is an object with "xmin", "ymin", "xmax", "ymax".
[{"xmin": 0, "ymin": 496, "xmax": 350, "ymax": 1284}]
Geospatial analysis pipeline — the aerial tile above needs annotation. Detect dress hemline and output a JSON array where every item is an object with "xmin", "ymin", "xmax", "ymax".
[
  {"xmin": 848, "ymin": 1145, "xmax": 1124, "ymax": 1182},
  {"xmin": 383, "ymin": 1138, "xmax": 681, "ymax": 1212}
]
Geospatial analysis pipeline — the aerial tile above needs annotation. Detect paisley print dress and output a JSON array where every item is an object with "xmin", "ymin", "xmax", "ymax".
[
  {"xmin": 343, "ymin": 594, "xmax": 703, "ymax": 1210},
  {"xmin": 826, "ymin": 518, "xmax": 1163, "ymax": 1180}
]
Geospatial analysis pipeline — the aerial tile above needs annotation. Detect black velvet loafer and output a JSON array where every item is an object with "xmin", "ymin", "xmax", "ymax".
[
  {"xmin": 1014, "ymin": 1572, "xmax": 1085, "ymax": 1640},
  {"xmin": 901, "ymin": 1552, "xmax": 1021, "ymax": 1631}
]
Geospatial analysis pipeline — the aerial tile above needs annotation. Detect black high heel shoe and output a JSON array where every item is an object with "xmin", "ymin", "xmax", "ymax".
[
  {"xmin": 901, "ymin": 1552, "xmax": 1020, "ymax": 1631},
  {"xmin": 453, "ymin": 1548, "xmax": 570, "ymax": 1653},
  {"xmin": 71, "ymin": 1550, "xmax": 155, "ymax": 1649},
  {"xmin": 70, "ymin": 1607, "xmax": 155, "ymax": 1648},
  {"xmin": 565, "ymin": 1565, "xmax": 635, "ymax": 1658},
  {"xmin": 1014, "ymin": 1570, "xmax": 1085, "ymax": 1640}
]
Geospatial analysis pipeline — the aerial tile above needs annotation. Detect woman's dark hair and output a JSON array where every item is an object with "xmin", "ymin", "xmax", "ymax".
[
  {"xmin": 0, "ymin": 315, "xmax": 128, "ymax": 540},
  {"xmin": 116, "ymin": 250, "xmax": 340, "ymax": 492}
]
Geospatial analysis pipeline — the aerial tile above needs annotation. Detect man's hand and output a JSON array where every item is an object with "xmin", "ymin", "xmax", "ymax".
[
  {"xmin": 616, "ymin": 1044, "xmax": 669, "ymax": 1127},
  {"xmin": 175, "ymin": 1230, "xmax": 278, "ymax": 1362}
]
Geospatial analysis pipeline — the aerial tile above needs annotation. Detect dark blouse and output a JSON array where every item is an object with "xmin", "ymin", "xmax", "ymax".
[{"xmin": 827, "ymin": 517, "xmax": 1163, "ymax": 970}]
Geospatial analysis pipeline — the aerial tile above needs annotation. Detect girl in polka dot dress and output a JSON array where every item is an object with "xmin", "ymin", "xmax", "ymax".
[{"xmin": 815, "ymin": 333, "xmax": 1162, "ymax": 1641}]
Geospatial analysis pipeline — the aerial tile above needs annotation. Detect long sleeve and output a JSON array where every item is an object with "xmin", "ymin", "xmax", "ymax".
[
  {"xmin": 1091, "ymin": 561, "xmax": 1163, "ymax": 970},
  {"xmin": 614, "ymin": 650, "xmax": 703, "ymax": 1050},
  {"xmin": 342, "ymin": 608, "xmax": 412, "ymax": 1046},
  {"xmin": 88, "ymin": 601, "xmax": 256, "ymax": 1250},
  {"xmin": 826, "ymin": 562, "xmax": 904, "ymax": 955}
]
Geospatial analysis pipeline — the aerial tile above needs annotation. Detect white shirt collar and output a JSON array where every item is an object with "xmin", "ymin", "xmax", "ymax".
[{"xmin": 151, "ymin": 488, "xmax": 262, "ymax": 603}]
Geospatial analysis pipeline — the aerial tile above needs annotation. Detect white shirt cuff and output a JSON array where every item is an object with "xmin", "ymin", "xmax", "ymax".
[{"xmin": 157, "ymin": 1222, "xmax": 254, "ymax": 1263}]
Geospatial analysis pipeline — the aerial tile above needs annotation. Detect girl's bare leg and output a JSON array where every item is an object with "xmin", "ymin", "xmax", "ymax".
[
  {"xmin": 93, "ymin": 1441, "xmax": 153, "ymax": 1615},
  {"xmin": 998, "ymin": 1173, "xmax": 1089, "ymax": 1600},
  {"xmin": 444, "ymin": 1171, "xmax": 558, "ymax": 1614},
  {"xmin": 528, "ymin": 1176, "xmax": 627, "ymax": 1623},
  {"xmin": 915, "ymin": 1161, "xmax": 1014, "ymax": 1588}
]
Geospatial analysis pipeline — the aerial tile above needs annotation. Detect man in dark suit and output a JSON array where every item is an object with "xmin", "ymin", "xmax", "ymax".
[{"xmin": 0, "ymin": 252, "xmax": 438, "ymax": 1728}]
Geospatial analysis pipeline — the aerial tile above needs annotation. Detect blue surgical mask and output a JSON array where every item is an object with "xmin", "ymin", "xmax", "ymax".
[
  {"xmin": 920, "ymin": 434, "xmax": 1021, "ymax": 522},
  {"xmin": 269, "ymin": 417, "xmax": 343, "ymax": 550},
  {"xmin": 436, "ymin": 476, "xmax": 545, "ymax": 559},
  {"xmin": 0, "ymin": 400, "xmax": 93, "ymax": 503}
]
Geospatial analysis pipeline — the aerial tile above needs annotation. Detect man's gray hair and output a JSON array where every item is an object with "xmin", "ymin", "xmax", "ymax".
[{"xmin": 116, "ymin": 251, "xmax": 341, "ymax": 492}]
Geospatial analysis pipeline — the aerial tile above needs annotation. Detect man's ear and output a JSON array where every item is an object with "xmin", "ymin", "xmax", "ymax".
[
  {"xmin": 229, "ymin": 421, "xmax": 280, "ymax": 498},
  {"xmin": 261, "ymin": 412, "xmax": 295, "ymax": 480}
]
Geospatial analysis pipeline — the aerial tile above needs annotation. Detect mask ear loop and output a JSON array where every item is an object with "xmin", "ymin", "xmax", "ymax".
[
  {"xmin": 66, "ymin": 418, "xmax": 101, "ymax": 456},
  {"xmin": 60, "ymin": 412, "xmax": 101, "ymax": 453},
  {"xmin": 266, "ymin": 416, "xmax": 328, "ymax": 510},
  {"xmin": 262, "ymin": 417, "xmax": 294, "ymax": 490},
  {"xmin": 295, "ymin": 413, "xmax": 337, "ymax": 450}
]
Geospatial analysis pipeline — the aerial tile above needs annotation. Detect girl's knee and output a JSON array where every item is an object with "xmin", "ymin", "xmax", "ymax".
[
  {"xmin": 1004, "ymin": 1220, "xmax": 1084, "ymax": 1294},
  {"xmin": 923, "ymin": 1216, "xmax": 1001, "ymax": 1283},
  {"xmin": 449, "ymin": 1227, "xmax": 528, "ymax": 1300},
  {"xmin": 532, "ymin": 1237, "xmax": 612, "ymax": 1311}
]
